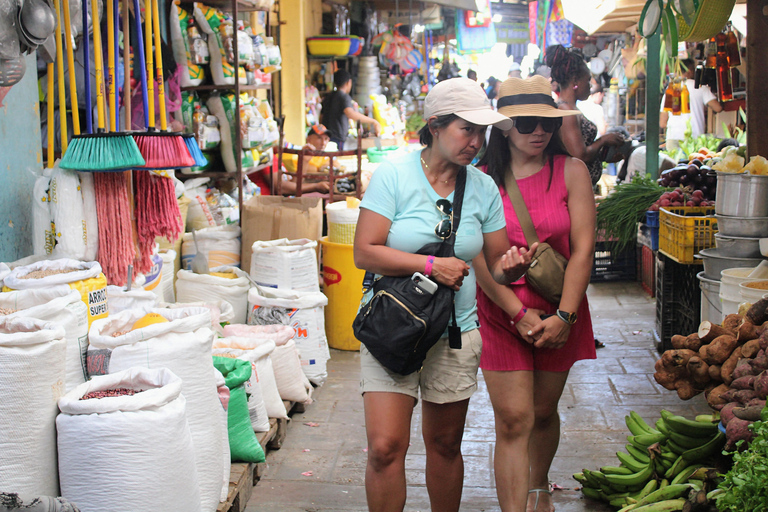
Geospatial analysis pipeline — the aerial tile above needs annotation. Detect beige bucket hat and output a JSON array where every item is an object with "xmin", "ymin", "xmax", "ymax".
[
  {"xmin": 497, "ymin": 76, "xmax": 581, "ymax": 119},
  {"xmin": 423, "ymin": 77, "xmax": 513, "ymax": 131}
]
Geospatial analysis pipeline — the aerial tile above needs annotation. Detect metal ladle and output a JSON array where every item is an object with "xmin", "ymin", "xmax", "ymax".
[{"xmin": 20, "ymin": 0, "xmax": 56, "ymax": 41}]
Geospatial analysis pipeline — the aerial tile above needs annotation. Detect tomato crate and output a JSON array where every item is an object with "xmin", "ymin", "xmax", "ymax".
[
  {"xmin": 653, "ymin": 253, "xmax": 701, "ymax": 353},
  {"xmin": 658, "ymin": 207, "xmax": 718, "ymax": 264}
]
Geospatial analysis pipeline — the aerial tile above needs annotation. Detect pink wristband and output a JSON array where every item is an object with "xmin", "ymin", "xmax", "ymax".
[
  {"xmin": 425, "ymin": 255, "xmax": 435, "ymax": 277},
  {"xmin": 510, "ymin": 307, "xmax": 527, "ymax": 325}
]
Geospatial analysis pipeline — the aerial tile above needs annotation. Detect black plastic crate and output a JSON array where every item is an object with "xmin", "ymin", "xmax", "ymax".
[
  {"xmin": 591, "ymin": 241, "xmax": 637, "ymax": 282},
  {"xmin": 654, "ymin": 252, "xmax": 701, "ymax": 353}
]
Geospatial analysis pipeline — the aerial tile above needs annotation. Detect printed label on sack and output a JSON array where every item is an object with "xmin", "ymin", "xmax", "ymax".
[
  {"xmin": 67, "ymin": 273, "xmax": 109, "ymax": 326},
  {"xmin": 87, "ymin": 348, "xmax": 112, "ymax": 377},
  {"xmin": 142, "ymin": 254, "xmax": 163, "ymax": 291},
  {"xmin": 322, "ymin": 267, "xmax": 341, "ymax": 287}
]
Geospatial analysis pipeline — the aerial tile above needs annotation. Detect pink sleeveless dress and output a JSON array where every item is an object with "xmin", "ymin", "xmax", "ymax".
[{"xmin": 478, "ymin": 155, "xmax": 596, "ymax": 372}]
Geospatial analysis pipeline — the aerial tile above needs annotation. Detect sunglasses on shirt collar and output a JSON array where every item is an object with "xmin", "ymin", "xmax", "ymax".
[
  {"xmin": 434, "ymin": 198, "xmax": 453, "ymax": 240},
  {"xmin": 513, "ymin": 116, "xmax": 563, "ymax": 134}
]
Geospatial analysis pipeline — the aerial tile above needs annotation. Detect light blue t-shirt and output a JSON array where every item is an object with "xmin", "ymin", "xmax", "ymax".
[{"xmin": 360, "ymin": 150, "xmax": 506, "ymax": 332}]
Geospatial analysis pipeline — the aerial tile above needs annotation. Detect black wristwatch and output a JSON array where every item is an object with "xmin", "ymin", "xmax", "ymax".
[{"xmin": 556, "ymin": 309, "xmax": 577, "ymax": 325}]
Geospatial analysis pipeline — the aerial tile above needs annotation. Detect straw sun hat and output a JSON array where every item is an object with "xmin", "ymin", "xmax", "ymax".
[{"xmin": 497, "ymin": 76, "xmax": 580, "ymax": 119}]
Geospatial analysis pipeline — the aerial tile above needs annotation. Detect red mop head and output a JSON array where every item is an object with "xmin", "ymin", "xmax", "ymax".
[
  {"xmin": 94, "ymin": 172, "xmax": 136, "ymax": 286},
  {"xmin": 134, "ymin": 171, "xmax": 183, "ymax": 274},
  {"xmin": 133, "ymin": 131, "xmax": 196, "ymax": 169}
]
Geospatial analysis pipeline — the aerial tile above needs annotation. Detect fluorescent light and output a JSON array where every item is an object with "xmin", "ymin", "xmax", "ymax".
[
  {"xmin": 492, "ymin": 13, "xmax": 502, "ymax": 22},
  {"xmin": 414, "ymin": 24, "xmax": 425, "ymax": 33}
]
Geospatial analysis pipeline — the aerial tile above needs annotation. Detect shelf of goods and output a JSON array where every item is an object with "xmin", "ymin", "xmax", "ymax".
[{"xmin": 172, "ymin": 0, "xmax": 277, "ymax": 216}]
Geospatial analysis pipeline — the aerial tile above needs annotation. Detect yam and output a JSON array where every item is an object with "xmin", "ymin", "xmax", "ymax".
[
  {"xmin": 671, "ymin": 334, "xmax": 688, "ymax": 350},
  {"xmin": 741, "ymin": 338, "xmax": 762, "ymax": 359},
  {"xmin": 683, "ymin": 333, "xmax": 702, "ymax": 352},
  {"xmin": 674, "ymin": 379, "xmax": 702, "ymax": 400},
  {"xmin": 702, "ymin": 335, "xmax": 739, "ymax": 365},
  {"xmin": 754, "ymin": 371, "xmax": 768, "ymax": 399},
  {"xmin": 686, "ymin": 356, "xmax": 711, "ymax": 388},
  {"xmin": 720, "ymin": 402, "xmax": 739, "ymax": 426},
  {"xmin": 708, "ymin": 364, "xmax": 723, "ymax": 382},
  {"xmin": 737, "ymin": 321, "xmax": 760, "ymax": 342},
  {"xmin": 760, "ymin": 330, "xmax": 768, "ymax": 351},
  {"xmin": 654, "ymin": 370, "xmax": 678, "ymax": 391},
  {"xmin": 705, "ymin": 383, "xmax": 730, "ymax": 409},
  {"xmin": 725, "ymin": 417, "xmax": 756, "ymax": 450},
  {"xmin": 723, "ymin": 350, "xmax": 745, "ymax": 385},
  {"xmin": 661, "ymin": 349, "xmax": 698, "ymax": 369},
  {"xmin": 698, "ymin": 321, "xmax": 735, "ymax": 344},
  {"xmin": 722, "ymin": 314, "xmax": 744, "ymax": 333},
  {"xmin": 733, "ymin": 405, "xmax": 765, "ymax": 422},
  {"xmin": 733, "ymin": 358, "xmax": 758, "ymax": 380},
  {"xmin": 730, "ymin": 375, "xmax": 757, "ymax": 390},
  {"xmin": 745, "ymin": 298, "xmax": 768, "ymax": 325}
]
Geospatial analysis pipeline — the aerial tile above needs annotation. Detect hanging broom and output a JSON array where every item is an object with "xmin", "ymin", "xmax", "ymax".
[
  {"xmin": 182, "ymin": 134, "xmax": 209, "ymax": 167},
  {"xmin": 60, "ymin": 0, "xmax": 145, "ymax": 171},
  {"xmin": 132, "ymin": 0, "xmax": 195, "ymax": 169}
]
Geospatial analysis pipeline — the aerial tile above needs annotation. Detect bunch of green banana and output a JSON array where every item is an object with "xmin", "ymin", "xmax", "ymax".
[{"xmin": 574, "ymin": 411, "xmax": 725, "ymax": 510}]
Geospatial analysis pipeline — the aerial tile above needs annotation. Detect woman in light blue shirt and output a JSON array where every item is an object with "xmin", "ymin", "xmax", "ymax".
[{"xmin": 354, "ymin": 78, "xmax": 537, "ymax": 512}]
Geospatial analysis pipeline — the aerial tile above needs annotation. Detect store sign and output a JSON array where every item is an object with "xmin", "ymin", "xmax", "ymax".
[
  {"xmin": 465, "ymin": 0, "xmax": 493, "ymax": 27},
  {"xmin": 495, "ymin": 21, "xmax": 529, "ymax": 44}
]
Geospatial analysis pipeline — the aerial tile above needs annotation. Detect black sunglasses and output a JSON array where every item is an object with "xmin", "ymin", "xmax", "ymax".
[
  {"xmin": 513, "ymin": 116, "xmax": 562, "ymax": 134},
  {"xmin": 435, "ymin": 199, "xmax": 453, "ymax": 240}
]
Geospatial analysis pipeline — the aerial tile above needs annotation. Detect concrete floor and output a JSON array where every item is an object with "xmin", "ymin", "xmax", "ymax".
[{"xmin": 247, "ymin": 281, "xmax": 712, "ymax": 512}]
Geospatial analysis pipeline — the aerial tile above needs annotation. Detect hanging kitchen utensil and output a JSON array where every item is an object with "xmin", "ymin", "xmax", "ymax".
[
  {"xmin": 0, "ymin": 56, "xmax": 26, "ymax": 87},
  {"xmin": 0, "ymin": 5, "xmax": 21, "ymax": 60},
  {"xmin": 638, "ymin": 0, "xmax": 664, "ymax": 37},
  {"xmin": 20, "ymin": 0, "xmax": 57, "ymax": 41}
]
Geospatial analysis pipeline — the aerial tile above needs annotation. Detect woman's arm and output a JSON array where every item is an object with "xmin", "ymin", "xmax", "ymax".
[
  {"xmin": 473, "ymin": 252, "xmax": 543, "ymax": 343},
  {"xmin": 529, "ymin": 157, "xmax": 596, "ymax": 349},
  {"xmin": 353, "ymin": 208, "xmax": 469, "ymax": 290},
  {"xmin": 481, "ymin": 228, "xmax": 538, "ymax": 285},
  {"xmin": 560, "ymin": 114, "xmax": 623, "ymax": 164}
]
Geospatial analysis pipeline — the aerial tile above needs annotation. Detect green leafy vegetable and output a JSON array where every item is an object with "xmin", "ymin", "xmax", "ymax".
[{"xmin": 716, "ymin": 408, "xmax": 768, "ymax": 512}]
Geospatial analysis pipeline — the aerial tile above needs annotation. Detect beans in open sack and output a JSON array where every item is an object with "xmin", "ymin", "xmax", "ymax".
[{"xmin": 80, "ymin": 388, "xmax": 143, "ymax": 400}]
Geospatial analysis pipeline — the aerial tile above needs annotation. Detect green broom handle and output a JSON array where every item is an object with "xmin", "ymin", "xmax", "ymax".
[
  {"xmin": 90, "ymin": 0, "xmax": 105, "ymax": 130},
  {"xmin": 151, "ymin": 0, "xmax": 167, "ymax": 131}
]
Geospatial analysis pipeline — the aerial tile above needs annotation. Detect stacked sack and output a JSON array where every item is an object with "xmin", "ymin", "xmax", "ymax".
[{"xmin": 248, "ymin": 238, "xmax": 330, "ymax": 385}]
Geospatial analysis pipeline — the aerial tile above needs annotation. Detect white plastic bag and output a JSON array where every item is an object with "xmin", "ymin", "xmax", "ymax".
[
  {"xmin": 87, "ymin": 307, "xmax": 225, "ymax": 512},
  {"xmin": 181, "ymin": 225, "xmax": 241, "ymax": 270},
  {"xmin": 247, "ymin": 287, "xmax": 330, "ymax": 385},
  {"xmin": 57, "ymin": 367, "xmax": 202, "ymax": 512},
  {"xmin": 49, "ymin": 166, "xmax": 87, "ymax": 260},
  {"xmin": 176, "ymin": 267, "xmax": 250, "ymax": 323},
  {"xmin": 184, "ymin": 178, "xmax": 218, "ymax": 231},
  {"xmin": 250, "ymin": 238, "xmax": 320, "ymax": 292},
  {"xmin": 107, "ymin": 285, "xmax": 159, "ymax": 314},
  {"xmin": 0, "ymin": 289, "xmax": 89, "ymax": 391},
  {"xmin": 0, "ymin": 317, "xmax": 66, "ymax": 497}
]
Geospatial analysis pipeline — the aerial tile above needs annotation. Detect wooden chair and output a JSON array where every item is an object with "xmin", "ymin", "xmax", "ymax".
[{"xmin": 275, "ymin": 119, "xmax": 364, "ymax": 202}]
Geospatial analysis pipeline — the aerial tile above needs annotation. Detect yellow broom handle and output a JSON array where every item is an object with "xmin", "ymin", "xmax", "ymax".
[
  {"xmin": 151, "ymin": 0, "xmax": 166, "ymax": 131},
  {"xmin": 54, "ymin": 0, "xmax": 68, "ymax": 152},
  {"xmin": 62, "ymin": 0, "xmax": 80, "ymax": 135},
  {"xmin": 123, "ymin": 0, "xmax": 131, "ymax": 129},
  {"xmin": 47, "ymin": 63, "xmax": 54, "ymax": 167},
  {"xmin": 106, "ymin": 0, "xmax": 115, "ymax": 131},
  {"xmin": 91, "ymin": 0, "xmax": 105, "ymax": 130},
  {"xmin": 145, "ymin": 0, "xmax": 155, "ymax": 129}
]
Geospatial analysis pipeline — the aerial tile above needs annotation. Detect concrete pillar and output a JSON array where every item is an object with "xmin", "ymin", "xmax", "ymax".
[{"xmin": 280, "ymin": 0, "xmax": 307, "ymax": 143}]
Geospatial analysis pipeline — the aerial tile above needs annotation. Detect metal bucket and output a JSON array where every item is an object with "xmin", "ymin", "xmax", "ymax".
[{"xmin": 715, "ymin": 172, "xmax": 768, "ymax": 217}]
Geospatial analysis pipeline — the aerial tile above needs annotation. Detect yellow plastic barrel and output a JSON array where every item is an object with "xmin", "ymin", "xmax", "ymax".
[{"xmin": 319, "ymin": 236, "xmax": 364, "ymax": 351}]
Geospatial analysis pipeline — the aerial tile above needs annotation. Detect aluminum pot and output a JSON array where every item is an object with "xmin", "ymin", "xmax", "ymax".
[
  {"xmin": 713, "ymin": 233, "xmax": 763, "ymax": 258},
  {"xmin": 715, "ymin": 172, "xmax": 768, "ymax": 217},
  {"xmin": 695, "ymin": 247, "xmax": 765, "ymax": 280},
  {"xmin": 715, "ymin": 214, "xmax": 768, "ymax": 238}
]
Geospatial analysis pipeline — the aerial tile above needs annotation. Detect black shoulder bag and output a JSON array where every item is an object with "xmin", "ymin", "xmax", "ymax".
[{"xmin": 352, "ymin": 168, "xmax": 466, "ymax": 375}]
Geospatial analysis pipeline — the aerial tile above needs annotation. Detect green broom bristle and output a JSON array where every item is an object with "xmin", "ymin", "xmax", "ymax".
[{"xmin": 60, "ymin": 132, "xmax": 145, "ymax": 171}]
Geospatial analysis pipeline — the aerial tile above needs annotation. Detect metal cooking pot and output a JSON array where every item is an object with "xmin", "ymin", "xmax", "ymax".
[
  {"xmin": 714, "ymin": 233, "xmax": 763, "ymax": 258},
  {"xmin": 715, "ymin": 214, "xmax": 768, "ymax": 238},
  {"xmin": 715, "ymin": 172, "xmax": 768, "ymax": 217},
  {"xmin": 695, "ymin": 247, "xmax": 765, "ymax": 280}
]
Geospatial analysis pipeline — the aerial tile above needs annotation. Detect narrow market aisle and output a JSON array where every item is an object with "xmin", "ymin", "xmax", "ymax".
[{"xmin": 247, "ymin": 282, "xmax": 712, "ymax": 512}]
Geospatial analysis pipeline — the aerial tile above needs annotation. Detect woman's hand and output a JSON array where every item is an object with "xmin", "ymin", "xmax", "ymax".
[
  {"xmin": 600, "ymin": 132, "xmax": 625, "ymax": 147},
  {"xmin": 431, "ymin": 257, "xmax": 470, "ymax": 291},
  {"xmin": 500, "ymin": 242, "xmax": 538, "ymax": 283},
  {"xmin": 514, "ymin": 308, "xmax": 545, "ymax": 344},
  {"xmin": 528, "ymin": 316, "xmax": 571, "ymax": 349}
]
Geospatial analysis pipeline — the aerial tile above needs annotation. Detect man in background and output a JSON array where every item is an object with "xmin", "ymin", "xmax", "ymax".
[
  {"xmin": 320, "ymin": 70, "xmax": 381, "ymax": 150},
  {"xmin": 467, "ymin": 69, "xmax": 478, "ymax": 81}
]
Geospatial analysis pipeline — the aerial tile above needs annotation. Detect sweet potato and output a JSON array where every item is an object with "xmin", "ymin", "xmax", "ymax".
[
  {"xmin": 750, "ymin": 349, "xmax": 768, "ymax": 372},
  {"xmin": 741, "ymin": 338, "xmax": 762, "ymax": 359},
  {"xmin": 720, "ymin": 402, "xmax": 739, "ymax": 426},
  {"xmin": 731, "ymin": 389, "xmax": 757, "ymax": 404},
  {"xmin": 745, "ymin": 298, "xmax": 768, "ymax": 325},
  {"xmin": 709, "ymin": 364, "xmax": 723, "ymax": 382},
  {"xmin": 731, "ymin": 375, "xmax": 757, "ymax": 390},
  {"xmin": 746, "ymin": 398, "xmax": 767, "ymax": 409},
  {"xmin": 675, "ymin": 379, "xmax": 702, "ymax": 400},
  {"xmin": 725, "ymin": 417, "xmax": 756, "ymax": 450},
  {"xmin": 754, "ymin": 370, "xmax": 768, "ymax": 399},
  {"xmin": 733, "ymin": 358, "xmax": 758, "ymax": 380},
  {"xmin": 723, "ymin": 314, "xmax": 744, "ymax": 333},
  {"xmin": 702, "ymin": 335, "xmax": 739, "ymax": 365},
  {"xmin": 737, "ymin": 321, "xmax": 761, "ymax": 342},
  {"xmin": 687, "ymin": 356, "xmax": 711, "ymax": 388},
  {"xmin": 733, "ymin": 405, "xmax": 765, "ymax": 422},
  {"xmin": 705, "ymin": 383, "xmax": 730, "ymax": 409},
  {"xmin": 760, "ymin": 330, "xmax": 768, "ymax": 351},
  {"xmin": 722, "ymin": 349, "xmax": 744, "ymax": 385},
  {"xmin": 698, "ymin": 321, "xmax": 735, "ymax": 344}
]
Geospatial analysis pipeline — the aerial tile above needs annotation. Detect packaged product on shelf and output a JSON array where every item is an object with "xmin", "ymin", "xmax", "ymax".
[
  {"xmin": 87, "ymin": 307, "xmax": 226, "ymax": 512},
  {"xmin": 263, "ymin": 37, "xmax": 282, "ymax": 73},
  {"xmin": 236, "ymin": 22, "xmax": 254, "ymax": 64},
  {"xmin": 0, "ymin": 317, "xmax": 65, "ymax": 497},
  {"xmin": 170, "ymin": 3, "xmax": 206, "ymax": 87},
  {"xmin": 195, "ymin": 5, "xmax": 242, "ymax": 85},
  {"xmin": 251, "ymin": 34, "xmax": 268, "ymax": 69},
  {"xmin": 176, "ymin": 266, "xmax": 250, "ymax": 324},
  {"xmin": 207, "ymin": 93, "xmax": 256, "ymax": 172},
  {"xmin": 184, "ymin": 177, "xmax": 218, "ymax": 230},
  {"xmin": 57, "ymin": 367, "xmax": 202, "ymax": 512}
]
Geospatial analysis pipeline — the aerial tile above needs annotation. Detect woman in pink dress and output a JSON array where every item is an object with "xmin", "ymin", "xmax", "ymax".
[{"xmin": 474, "ymin": 76, "xmax": 597, "ymax": 512}]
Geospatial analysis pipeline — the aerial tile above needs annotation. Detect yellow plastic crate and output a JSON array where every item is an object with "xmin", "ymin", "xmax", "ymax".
[{"xmin": 658, "ymin": 207, "xmax": 718, "ymax": 264}]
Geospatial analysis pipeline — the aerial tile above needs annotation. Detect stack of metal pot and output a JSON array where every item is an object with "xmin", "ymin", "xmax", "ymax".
[{"xmin": 354, "ymin": 56, "xmax": 381, "ymax": 108}]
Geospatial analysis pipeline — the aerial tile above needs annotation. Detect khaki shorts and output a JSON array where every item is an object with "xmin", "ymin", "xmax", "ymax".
[{"xmin": 360, "ymin": 329, "xmax": 483, "ymax": 405}]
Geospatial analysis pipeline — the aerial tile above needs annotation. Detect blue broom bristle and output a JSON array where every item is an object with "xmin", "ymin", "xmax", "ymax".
[
  {"xmin": 60, "ymin": 133, "xmax": 145, "ymax": 171},
  {"xmin": 183, "ymin": 135, "xmax": 208, "ymax": 167}
]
